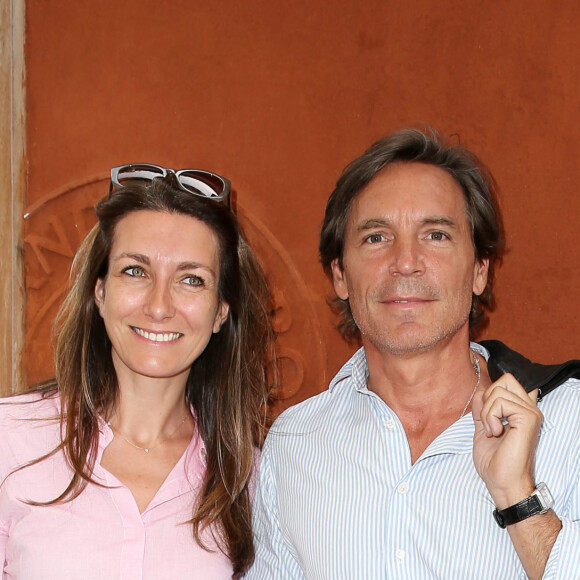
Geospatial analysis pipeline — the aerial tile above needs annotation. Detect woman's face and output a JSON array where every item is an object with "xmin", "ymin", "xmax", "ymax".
[{"xmin": 94, "ymin": 210, "xmax": 229, "ymax": 386}]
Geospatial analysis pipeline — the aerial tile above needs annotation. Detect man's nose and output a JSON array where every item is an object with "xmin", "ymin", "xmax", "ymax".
[{"xmin": 389, "ymin": 238, "xmax": 425, "ymax": 276}]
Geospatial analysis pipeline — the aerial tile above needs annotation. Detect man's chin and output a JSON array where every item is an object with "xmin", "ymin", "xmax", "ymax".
[{"xmin": 361, "ymin": 326, "xmax": 461, "ymax": 357}]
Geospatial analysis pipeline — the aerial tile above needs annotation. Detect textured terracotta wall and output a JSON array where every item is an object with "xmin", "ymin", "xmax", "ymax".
[{"xmin": 24, "ymin": 0, "xmax": 580, "ymax": 409}]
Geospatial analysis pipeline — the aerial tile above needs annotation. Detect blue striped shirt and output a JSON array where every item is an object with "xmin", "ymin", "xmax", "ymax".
[{"xmin": 247, "ymin": 344, "xmax": 580, "ymax": 579}]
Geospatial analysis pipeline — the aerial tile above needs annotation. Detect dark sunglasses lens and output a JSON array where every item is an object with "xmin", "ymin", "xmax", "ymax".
[
  {"xmin": 116, "ymin": 165, "xmax": 165, "ymax": 185},
  {"xmin": 179, "ymin": 171, "xmax": 226, "ymax": 198}
]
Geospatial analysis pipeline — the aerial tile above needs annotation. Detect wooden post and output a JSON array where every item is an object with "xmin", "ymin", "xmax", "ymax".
[{"xmin": 0, "ymin": 0, "xmax": 26, "ymax": 395}]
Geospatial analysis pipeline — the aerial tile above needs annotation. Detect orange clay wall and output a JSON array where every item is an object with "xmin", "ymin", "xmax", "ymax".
[{"xmin": 23, "ymin": 1, "xmax": 580, "ymax": 412}]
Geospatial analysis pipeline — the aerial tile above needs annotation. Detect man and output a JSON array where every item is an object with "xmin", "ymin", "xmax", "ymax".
[{"xmin": 247, "ymin": 128, "xmax": 580, "ymax": 579}]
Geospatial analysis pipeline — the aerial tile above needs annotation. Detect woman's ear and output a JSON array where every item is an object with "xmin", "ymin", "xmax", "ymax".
[
  {"xmin": 213, "ymin": 301, "xmax": 230, "ymax": 333},
  {"xmin": 94, "ymin": 278, "xmax": 105, "ymax": 317}
]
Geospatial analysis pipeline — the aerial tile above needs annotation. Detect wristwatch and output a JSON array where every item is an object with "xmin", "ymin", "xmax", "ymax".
[{"xmin": 493, "ymin": 482, "xmax": 554, "ymax": 528}]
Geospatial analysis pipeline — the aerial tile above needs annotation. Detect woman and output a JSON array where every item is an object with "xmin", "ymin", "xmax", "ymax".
[{"xmin": 0, "ymin": 165, "xmax": 275, "ymax": 579}]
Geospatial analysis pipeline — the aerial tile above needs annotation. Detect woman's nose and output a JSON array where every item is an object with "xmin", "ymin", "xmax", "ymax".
[{"xmin": 144, "ymin": 280, "xmax": 175, "ymax": 320}]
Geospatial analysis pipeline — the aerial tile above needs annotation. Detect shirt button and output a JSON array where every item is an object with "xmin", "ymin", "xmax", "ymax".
[
  {"xmin": 397, "ymin": 482, "xmax": 409, "ymax": 495},
  {"xmin": 396, "ymin": 549, "xmax": 405, "ymax": 560},
  {"xmin": 384, "ymin": 419, "xmax": 396, "ymax": 430}
]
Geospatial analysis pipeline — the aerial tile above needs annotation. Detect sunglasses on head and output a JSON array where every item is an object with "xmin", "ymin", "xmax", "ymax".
[{"xmin": 109, "ymin": 163, "xmax": 231, "ymax": 207}]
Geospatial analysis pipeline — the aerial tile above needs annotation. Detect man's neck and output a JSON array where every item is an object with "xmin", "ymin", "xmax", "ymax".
[{"xmin": 363, "ymin": 335, "xmax": 490, "ymax": 463}]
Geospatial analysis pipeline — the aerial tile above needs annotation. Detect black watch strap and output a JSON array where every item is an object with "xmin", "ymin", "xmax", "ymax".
[
  {"xmin": 493, "ymin": 495, "xmax": 544, "ymax": 528},
  {"xmin": 493, "ymin": 483, "xmax": 554, "ymax": 528}
]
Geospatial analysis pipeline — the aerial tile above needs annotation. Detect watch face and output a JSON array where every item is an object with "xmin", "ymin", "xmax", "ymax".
[{"xmin": 535, "ymin": 482, "xmax": 554, "ymax": 510}]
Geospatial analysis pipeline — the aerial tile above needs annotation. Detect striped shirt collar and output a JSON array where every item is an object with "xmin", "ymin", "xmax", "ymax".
[{"xmin": 327, "ymin": 342, "xmax": 554, "ymax": 433}]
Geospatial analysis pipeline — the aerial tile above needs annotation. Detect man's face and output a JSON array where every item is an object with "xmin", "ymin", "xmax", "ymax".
[{"xmin": 331, "ymin": 161, "xmax": 488, "ymax": 357}]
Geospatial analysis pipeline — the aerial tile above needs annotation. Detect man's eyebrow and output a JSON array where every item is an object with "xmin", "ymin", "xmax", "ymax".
[
  {"xmin": 355, "ymin": 218, "xmax": 392, "ymax": 232},
  {"xmin": 354, "ymin": 216, "xmax": 458, "ymax": 232},
  {"xmin": 422, "ymin": 216, "xmax": 458, "ymax": 228}
]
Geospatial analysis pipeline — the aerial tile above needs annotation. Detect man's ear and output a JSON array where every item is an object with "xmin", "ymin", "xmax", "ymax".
[
  {"xmin": 473, "ymin": 258, "xmax": 489, "ymax": 297},
  {"xmin": 331, "ymin": 258, "xmax": 349, "ymax": 300},
  {"xmin": 94, "ymin": 278, "xmax": 105, "ymax": 317},
  {"xmin": 212, "ymin": 301, "xmax": 230, "ymax": 333}
]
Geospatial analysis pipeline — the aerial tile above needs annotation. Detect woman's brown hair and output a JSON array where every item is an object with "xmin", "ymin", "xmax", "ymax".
[{"xmin": 32, "ymin": 175, "xmax": 274, "ymax": 576}]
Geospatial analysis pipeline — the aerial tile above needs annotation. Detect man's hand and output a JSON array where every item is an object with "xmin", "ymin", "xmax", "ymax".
[
  {"xmin": 472, "ymin": 373, "xmax": 542, "ymax": 507},
  {"xmin": 472, "ymin": 372, "xmax": 561, "ymax": 579}
]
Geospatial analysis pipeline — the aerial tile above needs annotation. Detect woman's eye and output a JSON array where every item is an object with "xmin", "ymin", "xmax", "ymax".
[
  {"xmin": 123, "ymin": 266, "xmax": 146, "ymax": 277},
  {"xmin": 427, "ymin": 231, "xmax": 448, "ymax": 241},
  {"xmin": 183, "ymin": 275, "xmax": 204, "ymax": 287}
]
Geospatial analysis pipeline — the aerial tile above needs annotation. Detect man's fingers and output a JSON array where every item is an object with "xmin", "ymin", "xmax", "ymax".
[{"xmin": 479, "ymin": 376, "xmax": 542, "ymax": 437}]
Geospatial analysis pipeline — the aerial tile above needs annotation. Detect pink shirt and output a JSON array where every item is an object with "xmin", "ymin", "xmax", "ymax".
[{"xmin": 0, "ymin": 393, "xmax": 233, "ymax": 579}]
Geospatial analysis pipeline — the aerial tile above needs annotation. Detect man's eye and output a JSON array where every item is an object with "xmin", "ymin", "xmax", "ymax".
[
  {"xmin": 123, "ymin": 266, "xmax": 146, "ymax": 277},
  {"xmin": 366, "ymin": 233, "xmax": 384, "ymax": 244},
  {"xmin": 427, "ymin": 231, "xmax": 448, "ymax": 241}
]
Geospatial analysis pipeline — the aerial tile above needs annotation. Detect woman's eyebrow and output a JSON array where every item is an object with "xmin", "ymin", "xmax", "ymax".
[
  {"xmin": 112, "ymin": 252, "xmax": 150, "ymax": 264},
  {"xmin": 176, "ymin": 261, "xmax": 217, "ymax": 277}
]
